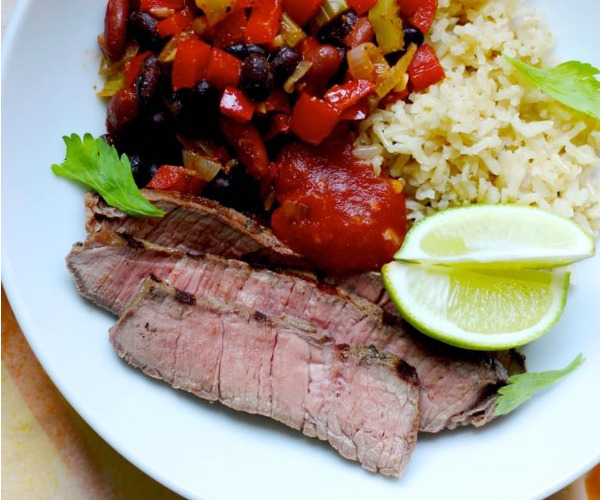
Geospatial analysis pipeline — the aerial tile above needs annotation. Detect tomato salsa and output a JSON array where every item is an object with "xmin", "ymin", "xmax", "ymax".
[{"xmin": 272, "ymin": 140, "xmax": 407, "ymax": 274}]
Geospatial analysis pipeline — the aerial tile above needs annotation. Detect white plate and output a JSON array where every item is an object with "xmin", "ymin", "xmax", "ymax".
[{"xmin": 2, "ymin": 1, "xmax": 599, "ymax": 499}]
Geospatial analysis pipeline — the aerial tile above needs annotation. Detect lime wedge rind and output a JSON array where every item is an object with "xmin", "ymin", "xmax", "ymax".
[
  {"xmin": 394, "ymin": 204, "xmax": 595, "ymax": 269},
  {"xmin": 393, "ymin": 254, "xmax": 589, "ymax": 269},
  {"xmin": 382, "ymin": 261, "xmax": 571, "ymax": 351}
]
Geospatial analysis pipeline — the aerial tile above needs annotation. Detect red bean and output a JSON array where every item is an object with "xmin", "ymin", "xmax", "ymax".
[
  {"xmin": 106, "ymin": 86, "xmax": 139, "ymax": 134},
  {"xmin": 302, "ymin": 45, "xmax": 343, "ymax": 95},
  {"xmin": 102, "ymin": 0, "xmax": 130, "ymax": 61}
]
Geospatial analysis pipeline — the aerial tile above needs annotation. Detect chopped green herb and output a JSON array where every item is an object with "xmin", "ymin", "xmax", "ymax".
[
  {"xmin": 505, "ymin": 57, "xmax": 600, "ymax": 120},
  {"xmin": 494, "ymin": 353, "xmax": 585, "ymax": 416},
  {"xmin": 52, "ymin": 133, "xmax": 164, "ymax": 217}
]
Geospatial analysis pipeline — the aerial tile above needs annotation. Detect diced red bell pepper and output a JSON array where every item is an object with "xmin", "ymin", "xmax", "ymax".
[
  {"xmin": 339, "ymin": 97, "xmax": 369, "ymax": 120},
  {"xmin": 378, "ymin": 89, "xmax": 410, "ymax": 107},
  {"xmin": 282, "ymin": 0, "xmax": 323, "ymax": 26},
  {"xmin": 289, "ymin": 92, "xmax": 340, "ymax": 145},
  {"xmin": 156, "ymin": 8, "xmax": 193, "ymax": 37},
  {"xmin": 396, "ymin": 0, "xmax": 420, "ymax": 16},
  {"xmin": 140, "ymin": 0, "xmax": 184, "ymax": 12},
  {"xmin": 256, "ymin": 89, "xmax": 291, "ymax": 114},
  {"xmin": 346, "ymin": 0, "xmax": 377, "ymax": 15},
  {"xmin": 343, "ymin": 16, "xmax": 375, "ymax": 48},
  {"xmin": 124, "ymin": 50, "xmax": 152, "ymax": 87},
  {"xmin": 212, "ymin": 8, "xmax": 248, "ymax": 48},
  {"xmin": 171, "ymin": 38, "xmax": 211, "ymax": 90},
  {"xmin": 205, "ymin": 48, "xmax": 242, "ymax": 89},
  {"xmin": 146, "ymin": 165, "xmax": 205, "ymax": 194},
  {"xmin": 407, "ymin": 43, "xmax": 445, "ymax": 92},
  {"xmin": 220, "ymin": 118, "xmax": 270, "ymax": 180},
  {"xmin": 398, "ymin": 0, "xmax": 437, "ymax": 33},
  {"xmin": 324, "ymin": 79, "xmax": 374, "ymax": 112},
  {"xmin": 265, "ymin": 113, "xmax": 291, "ymax": 139},
  {"xmin": 245, "ymin": 0, "xmax": 282, "ymax": 45},
  {"xmin": 220, "ymin": 86, "xmax": 255, "ymax": 122}
]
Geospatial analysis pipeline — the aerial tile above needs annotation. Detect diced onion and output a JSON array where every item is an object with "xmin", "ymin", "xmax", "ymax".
[
  {"xmin": 158, "ymin": 30, "xmax": 193, "ymax": 63},
  {"xmin": 283, "ymin": 60, "xmax": 313, "ymax": 93},
  {"xmin": 375, "ymin": 43, "xmax": 417, "ymax": 98},
  {"xmin": 97, "ymin": 43, "xmax": 139, "ymax": 96},
  {"xmin": 98, "ymin": 43, "xmax": 139, "ymax": 76},
  {"xmin": 98, "ymin": 74, "xmax": 125, "ymax": 97},
  {"xmin": 280, "ymin": 12, "xmax": 307, "ymax": 48},
  {"xmin": 347, "ymin": 45, "xmax": 376, "ymax": 81},
  {"xmin": 314, "ymin": 0, "xmax": 350, "ymax": 27},
  {"xmin": 368, "ymin": 0, "xmax": 404, "ymax": 54},
  {"xmin": 183, "ymin": 149, "xmax": 222, "ymax": 181},
  {"xmin": 149, "ymin": 7, "xmax": 176, "ymax": 18},
  {"xmin": 194, "ymin": 0, "xmax": 236, "ymax": 26},
  {"xmin": 347, "ymin": 43, "xmax": 389, "ymax": 82}
]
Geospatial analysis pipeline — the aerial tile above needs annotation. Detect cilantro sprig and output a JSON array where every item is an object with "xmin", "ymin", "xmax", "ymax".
[
  {"xmin": 494, "ymin": 353, "xmax": 585, "ymax": 416},
  {"xmin": 52, "ymin": 133, "xmax": 164, "ymax": 217},
  {"xmin": 505, "ymin": 56, "xmax": 600, "ymax": 120}
]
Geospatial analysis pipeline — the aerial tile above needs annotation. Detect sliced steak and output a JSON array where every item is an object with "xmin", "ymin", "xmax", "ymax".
[
  {"xmin": 85, "ymin": 190, "xmax": 308, "ymax": 268},
  {"xmin": 337, "ymin": 272, "xmax": 527, "ymax": 376},
  {"xmin": 335, "ymin": 272, "xmax": 396, "ymax": 317},
  {"xmin": 110, "ymin": 277, "xmax": 420, "ymax": 477},
  {"xmin": 85, "ymin": 192, "xmax": 524, "ymax": 380},
  {"xmin": 68, "ymin": 230, "xmax": 510, "ymax": 432}
]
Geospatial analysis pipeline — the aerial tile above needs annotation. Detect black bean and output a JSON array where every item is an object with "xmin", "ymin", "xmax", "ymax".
[
  {"xmin": 317, "ymin": 10, "xmax": 358, "ymax": 46},
  {"xmin": 223, "ymin": 43, "xmax": 248, "ymax": 59},
  {"xmin": 166, "ymin": 80, "xmax": 221, "ymax": 137},
  {"xmin": 268, "ymin": 46, "xmax": 301, "ymax": 86},
  {"xmin": 129, "ymin": 11, "xmax": 165, "ymax": 52},
  {"xmin": 202, "ymin": 166, "xmax": 266, "ymax": 215},
  {"xmin": 135, "ymin": 55, "xmax": 162, "ymax": 108},
  {"xmin": 384, "ymin": 50, "xmax": 406, "ymax": 66},
  {"xmin": 224, "ymin": 43, "xmax": 267, "ymax": 60},
  {"xmin": 385, "ymin": 26, "xmax": 425, "ymax": 65},
  {"xmin": 129, "ymin": 154, "xmax": 159, "ymax": 187},
  {"xmin": 240, "ymin": 53, "xmax": 274, "ymax": 102},
  {"xmin": 145, "ymin": 107, "xmax": 174, "ymax": 136},
  {"xmin": 403, "ymin": 25, "xmax": 425, "ymax": 47}
]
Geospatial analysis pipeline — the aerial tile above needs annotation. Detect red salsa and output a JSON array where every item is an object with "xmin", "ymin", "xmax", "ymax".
[{"xmin": 271, "ymin": 139, "xmax": 407, "ymax": 274}]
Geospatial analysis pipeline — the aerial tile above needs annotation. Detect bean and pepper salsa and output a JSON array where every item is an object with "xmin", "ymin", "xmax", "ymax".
[{"xmin": 98, "ymin": 0, "xmax": 444, "ymax": 274}]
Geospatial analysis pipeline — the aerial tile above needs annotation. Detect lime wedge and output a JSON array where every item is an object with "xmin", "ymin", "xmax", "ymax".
[
  {"xmin": 394, "ymin": 205, "xmax": 595, "ymax": 268},
  {"xmin": 381, "ymin": 261, "xmax": 570, "ymax": 350}
]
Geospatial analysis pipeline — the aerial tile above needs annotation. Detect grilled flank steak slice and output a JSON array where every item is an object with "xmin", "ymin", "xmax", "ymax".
[
  {"xmin": 110, "ymin": 277, "xmax": 421, "ymax": 477},
  {"xmin": 68, "ymin": 229, "xmax": 510, "ymax": 432},
  {"xmin": 85, "ymin": 190, "xmax": 308, "ymax": 269},
  {"xmin": 86, "ymin": 189, "xmax": 526, "ymax": 380}
]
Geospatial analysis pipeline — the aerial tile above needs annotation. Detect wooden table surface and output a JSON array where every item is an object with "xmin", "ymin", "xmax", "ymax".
[{"xmin": 1, "ymin": 0, "xmax": 599, "ymax": 498}]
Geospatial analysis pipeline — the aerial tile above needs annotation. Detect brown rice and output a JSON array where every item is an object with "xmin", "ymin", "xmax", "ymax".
[{"xmin": 357, "ymin": 0, "xmax": 600, "ymax": 235}]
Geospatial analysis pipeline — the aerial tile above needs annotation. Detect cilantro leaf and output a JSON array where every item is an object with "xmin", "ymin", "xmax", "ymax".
[
  {"xmin": 52, "ymin": 133, "xmax": 164, "ymax": 217},
  {"xmin": 494, "ymin": 353, "xmax": 585, "ymax": 416},
  {"xmin": 505, "ymin": 57, "xmax": 600, "ymax": 120}
]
